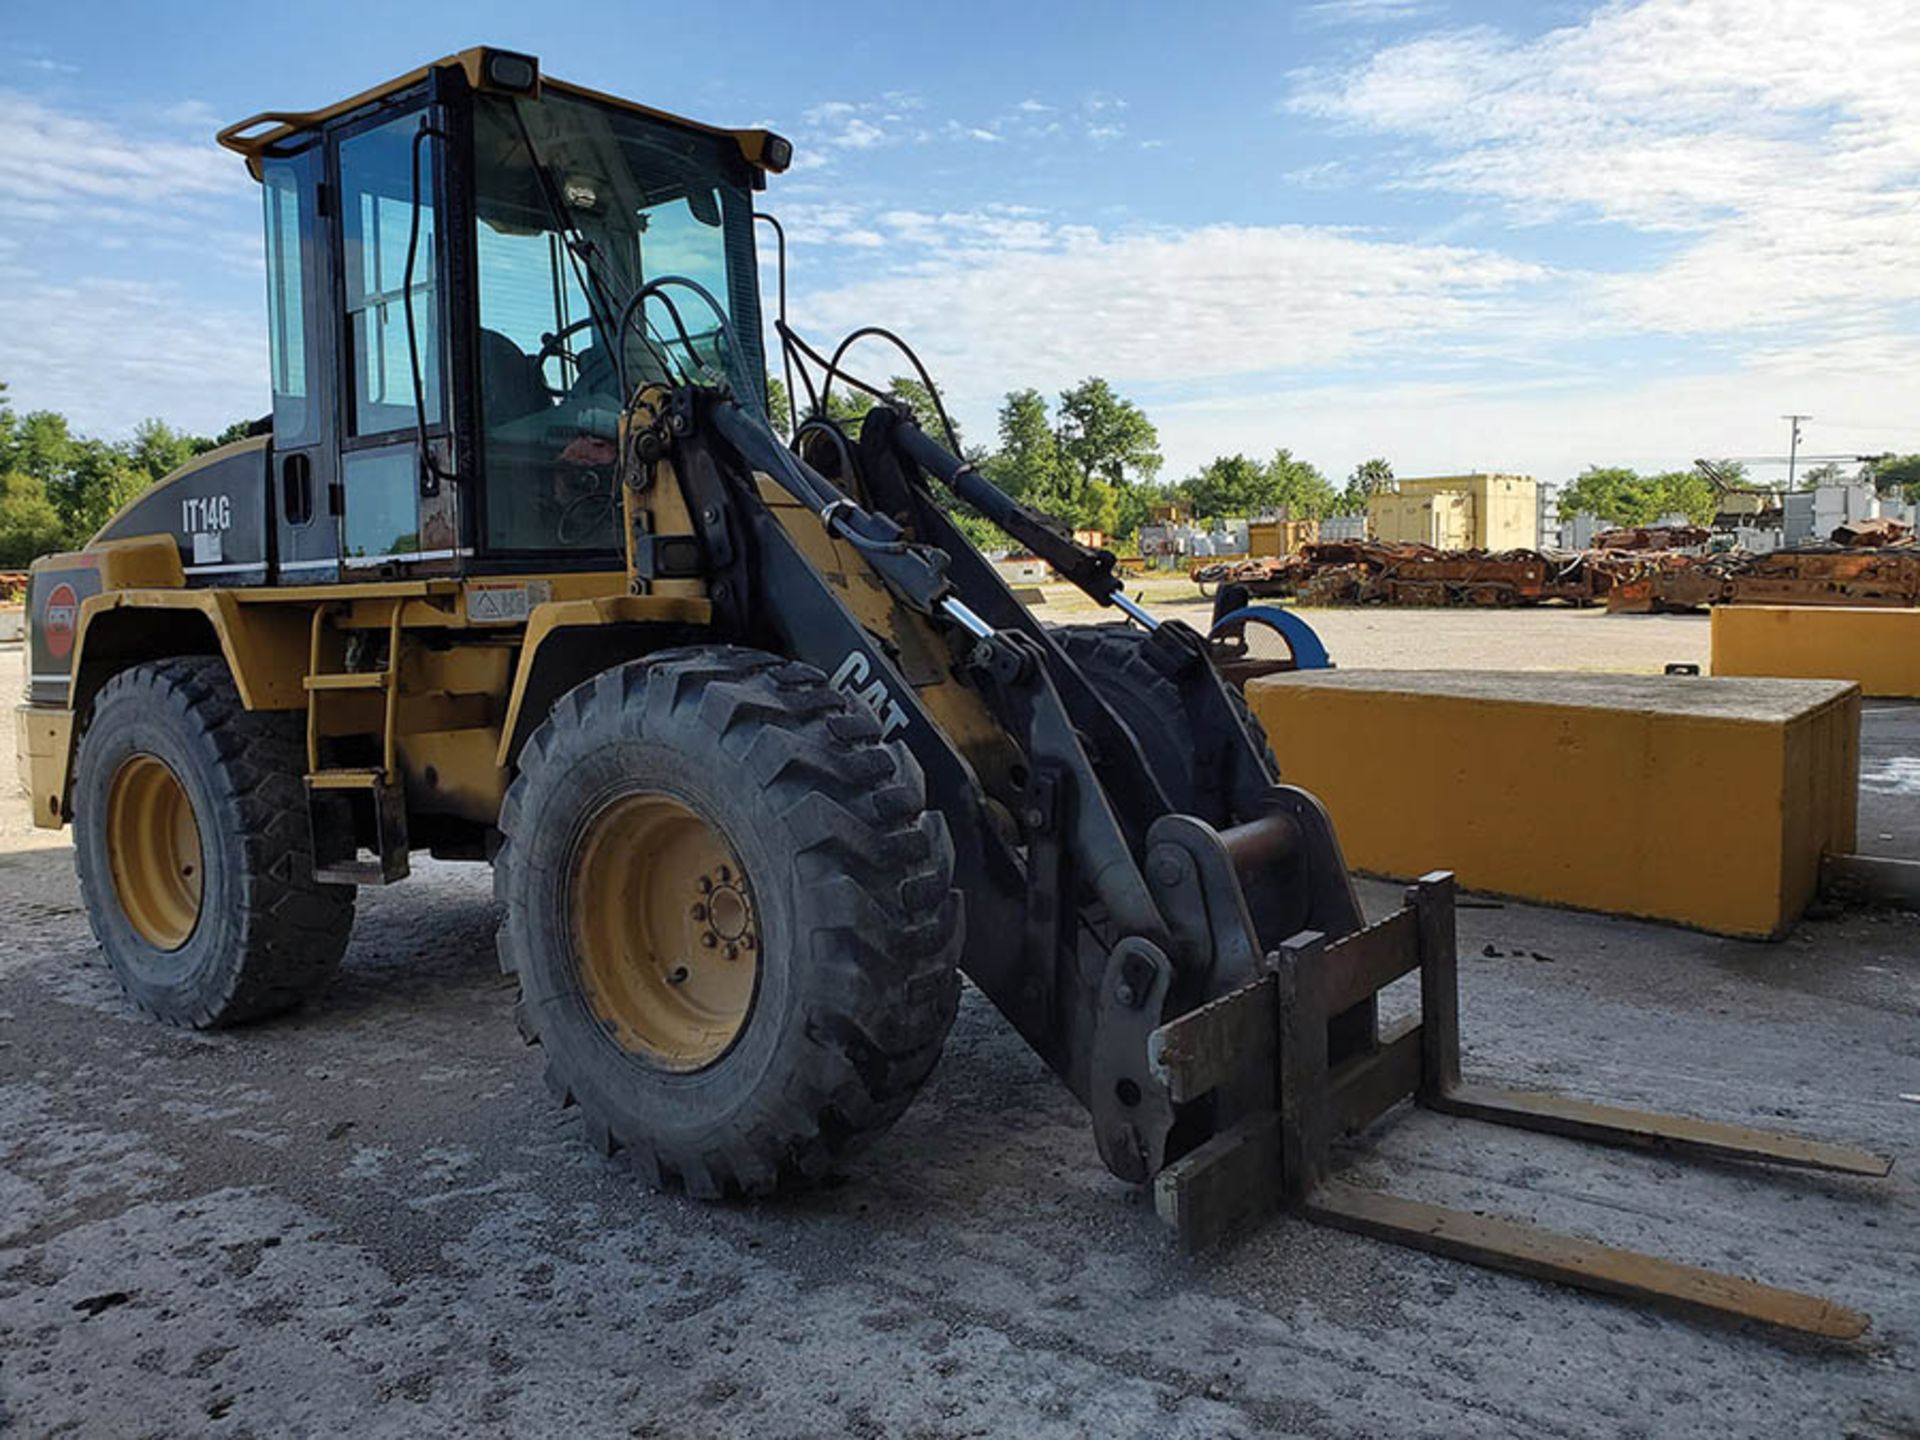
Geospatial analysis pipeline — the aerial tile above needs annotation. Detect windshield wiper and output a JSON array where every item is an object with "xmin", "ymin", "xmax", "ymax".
[{"xmin": 507, "ymin": 99, "xmax": 672, "ymax": 391}]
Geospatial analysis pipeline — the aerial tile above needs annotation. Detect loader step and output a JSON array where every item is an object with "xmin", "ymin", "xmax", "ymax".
[
  {"xmin": 303, "ymin": 670, "xmax": 390, "ymax": 692},
  {"xmin": 305, "ymin": 769, "xmax": 409, "ymax": 885},
  {"xmin": 306, "ymin": 767, "xmax": 387, "ymax": 789}
]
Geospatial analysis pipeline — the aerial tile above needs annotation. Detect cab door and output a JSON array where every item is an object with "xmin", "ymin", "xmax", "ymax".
[
  {"xmin": 263, "ymin": 140, "xmax": 340, "ymax": 583},
  {"xmin": 330, "ymin": 102, "xmax": 461, "ymax": 575}
]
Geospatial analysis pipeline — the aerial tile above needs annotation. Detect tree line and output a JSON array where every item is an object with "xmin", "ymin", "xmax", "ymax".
[
  {"xmin": 9, "ymin": 366, "xmax": 1915, "ymax": 568},
  {"xmin": 0, "ymin": 382, "xmax": 251, "ymax": 567},
  {"xmin": 1557, "ymin": 454, "xmax": 1920, "ymax": 529},
  {"xmin": 768, "ymin": 373, "xmax": 1392, "ymax": 550}
]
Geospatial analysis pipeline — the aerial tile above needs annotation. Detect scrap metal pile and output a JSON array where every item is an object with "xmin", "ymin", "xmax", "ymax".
[
  {"xmin": 1194, "ymin": 542, "xmax": 1630, "ymax": 608},
  {"xmin": 1192, "ymin": 522, "xmax": 1919, "ymax": 613}
]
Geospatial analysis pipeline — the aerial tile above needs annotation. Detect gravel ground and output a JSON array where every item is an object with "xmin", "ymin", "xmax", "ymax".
[
  {"xmin": 2, "ymin": 631, "xmax": 1916, "ymax": 1438},
  {"xmin": 1041, "ymin": 576, "xmax": 1711, "ymax": 674}
]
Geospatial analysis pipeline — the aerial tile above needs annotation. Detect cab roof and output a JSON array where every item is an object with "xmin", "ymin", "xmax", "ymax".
[{"xmin": 215, "ymin": 46, "xmax": 792, "ymax": 182}]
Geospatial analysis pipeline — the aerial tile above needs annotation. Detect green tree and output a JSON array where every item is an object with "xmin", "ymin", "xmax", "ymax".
[
  {"xmin": 1797, "ymin": 461, "xmax": 1843, "ymax": 490},
  {"xmin": 1179, "ymin": 454, "xmax": 1274, "ymax": 519},
  {"xmin": 0, "ymin": 470, "xmax": 69, "ymax": 566},
  {"xmin": 984, "ymin": 388, "xmax": 1066, "ymax": 507},
  {"xmin": 876, "ymin": 376, "xmax": 963, "ymax": 451},
  {"xmin": 1338, "ymin": 456, "xmax": 1392, "ymax": 513},
  {"xmin": 1864, "ymin": 453, "xmax": 1920, "ymax": 503},
  {"xmin": 0, "ymin": 382, "xmax": 15, "ymax": 475},
  {"xmin": 763, "ymin": 375, "xmax": 793, "ymax": 439},
  {"xmin": 126, "ymin": 418, "xmax": 205, "ymax": 482},
  {"xmin": 820, "ymin": 387, "xmax": 875, "ymax": 430},
  {"xmin": 1558, "ymin": 466, "xmax": 1664, "ymax": 527},
  {"xmin": 1266, "ymin": 448, "xmax": 1339, "ymax": 519},
  {"xmin": 1054, "ymin": 378, "xmax": 1161, "ymax": 490},
  {"xmin": 1648, "ymin": 469, "xmax": 1717, "ymax": 525}
]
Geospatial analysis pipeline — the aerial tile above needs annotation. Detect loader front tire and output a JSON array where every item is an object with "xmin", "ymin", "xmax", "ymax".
[
  {"xmin": 72, "ymin": 657, "xmax": 355, "ymax": 1027},
  {"xmin": 495, "ymin": 647, "xmax": 961, "ymax": 1198}
]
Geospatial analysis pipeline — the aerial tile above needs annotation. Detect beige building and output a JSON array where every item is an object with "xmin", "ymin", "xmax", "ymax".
[
  {"xmin": 1369, "ymin": 474, "xmax": 1537, "ymax": 551},
  {"xmin": 1247, "ymin": 515, "xmax": 1318, "ymax": 557}
]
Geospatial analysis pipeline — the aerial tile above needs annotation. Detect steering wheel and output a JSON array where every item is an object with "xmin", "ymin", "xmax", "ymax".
[
  {"xmin": 554, "ymin": 464, "xmax": 618, "ymax": 548},
  {"xmin": 535, "ymin": 318, "xmax": 598, "ymax": 397}
]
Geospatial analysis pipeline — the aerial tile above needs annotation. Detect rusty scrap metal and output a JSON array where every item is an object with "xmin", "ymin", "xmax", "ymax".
[
  {"xmin": 1830, "ymin": 516, "xmax": 1913, "ymax": 548},
  {"xmin": 1199, "ymin": 541, "xmax": 1624, "ymax": 608},
  {"xmin": 1728, "ymin": 542, "xmax": 1920, "ymax": 608},
  {"xmin": 1592, "ymin": 524, "xmax": 1712, "ymax": 551},
  {"xmin": 1195, "ymin": 533, "xmax": 1920, "ymax": 614}
]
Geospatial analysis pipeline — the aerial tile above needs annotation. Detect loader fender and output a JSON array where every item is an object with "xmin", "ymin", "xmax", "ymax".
[
  {"xmin": 22, "ymin": 578, "xmax": 310, "ymax": 828},
  {"xmin": 494, "ymin": 594, "xmax": 713, "ymax": 766}
]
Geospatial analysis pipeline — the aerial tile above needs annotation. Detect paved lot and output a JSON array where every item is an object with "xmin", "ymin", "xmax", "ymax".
[{"xmin": 2, "ymin": 636, "xmax": 1917, "ymax": 1438}]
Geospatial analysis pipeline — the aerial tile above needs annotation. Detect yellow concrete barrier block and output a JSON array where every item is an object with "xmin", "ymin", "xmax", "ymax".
[
  {"xmin": 1712, "ymin": 604, "xmax": 1920, "ymax": 699},
  {"xmin": 1245, "ymin": 671, "xmax": 1859, "ymax": 939}
]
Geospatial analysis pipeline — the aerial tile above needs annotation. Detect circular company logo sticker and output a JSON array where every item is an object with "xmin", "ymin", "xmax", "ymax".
[{"xmin": 43, "ymin": 582, "xmax": 79, "ymax": 660}]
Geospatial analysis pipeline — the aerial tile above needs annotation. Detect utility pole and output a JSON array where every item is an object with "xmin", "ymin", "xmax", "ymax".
[{"xmin": 1782, "ymin": 414, "xmax": 1811, "ymax": 490}]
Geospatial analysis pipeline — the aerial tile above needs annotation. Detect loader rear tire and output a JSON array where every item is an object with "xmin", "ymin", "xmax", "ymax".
[
  {"xmin": 495, "ymin": 647, "xmax": 962, "ymax": 1198},
  {"xmin": 1052, "ymin": 624, "xmax": 1277, "ymax": 816},
  {"xmin": 71, "ymin": 656, "xmax": 355, "ymax": 1027}
]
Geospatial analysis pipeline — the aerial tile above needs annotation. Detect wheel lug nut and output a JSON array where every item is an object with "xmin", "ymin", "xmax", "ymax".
[
  {"xmin": 690, "ymin": 902, "xmax": 708, "ymax": 921},
  {"xmin": 716, "ymin": 865, "xmax": 731, "ymax": 883},
  {"xmin": 700, "ymin": 933, "xmax": 718, "ymax": 949},
  {"xmin": 724, "ymin": 944, "xmax": 738, "ymax": 961},
  {"xmin": 697, "ymin": 877, "xmax": 713, "ymax": 894}
]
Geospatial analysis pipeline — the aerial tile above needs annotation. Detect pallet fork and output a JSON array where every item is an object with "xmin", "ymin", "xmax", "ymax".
[{"xmin": 1151, "ymin": 872, "xmax": 1893, "ymax": 1341}]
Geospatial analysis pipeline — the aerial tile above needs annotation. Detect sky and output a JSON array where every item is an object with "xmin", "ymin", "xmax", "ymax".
[{"xmin": 2, "ymin": 0, "xmax": 1917, "ymax": 488}]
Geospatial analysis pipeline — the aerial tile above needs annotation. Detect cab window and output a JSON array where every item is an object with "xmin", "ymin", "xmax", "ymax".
[
  {"xmin": 339, "ymin": 114, "xmax": 443, "ymax": 437},
  {"xmin": 470, "ymin": 91, "xmax": 762, "ymax": 554}
]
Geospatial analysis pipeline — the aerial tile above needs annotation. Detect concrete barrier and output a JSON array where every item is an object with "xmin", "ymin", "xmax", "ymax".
[
  {"xmin": 1712, "ymin": 603, "xmax": 1920, "ymax": 699},
  {"xmin": 1246, "ymin": 670, "xmax": 1859, "ymax": 939},
  {"xmin": 0, "ymin": 607, "xmax": 22, "ymax": 643}
]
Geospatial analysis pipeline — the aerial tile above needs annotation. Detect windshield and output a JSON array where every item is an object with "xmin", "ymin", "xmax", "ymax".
[{"xmin": 471, "ymin": 90, "xmax": 765, "ymax": 552}]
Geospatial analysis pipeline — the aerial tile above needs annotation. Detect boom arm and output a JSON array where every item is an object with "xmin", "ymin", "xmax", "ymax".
[{"xmin": 658, "ymin": 386, "xmax": 1366, "ymax": 1185}]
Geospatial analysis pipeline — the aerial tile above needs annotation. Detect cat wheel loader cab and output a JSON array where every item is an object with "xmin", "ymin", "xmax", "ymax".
[{"xmin": 13, "ymin": 47, "xmax": 1891, "ymax": 1340}]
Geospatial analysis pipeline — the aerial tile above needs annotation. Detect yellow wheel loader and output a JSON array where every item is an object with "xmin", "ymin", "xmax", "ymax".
[{"xmin": 14, "ymin": 47, "xmax": 1889, "ymax": 1338}]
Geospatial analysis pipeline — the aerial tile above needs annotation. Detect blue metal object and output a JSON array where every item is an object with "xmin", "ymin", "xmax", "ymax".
[{"xmin": 1208, "ymin": 605, "xmax": 1333, "ymax": 671}]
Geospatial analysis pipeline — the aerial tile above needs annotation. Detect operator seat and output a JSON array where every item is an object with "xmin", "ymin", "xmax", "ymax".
[{"xmin": 478, "ymin": 328, "xmax": 551, "ymax": 427}]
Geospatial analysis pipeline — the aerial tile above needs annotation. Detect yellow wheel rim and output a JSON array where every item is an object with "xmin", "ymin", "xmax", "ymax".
[
  {"xmin": 569, "ymin": 793, "xmax": 760, "ymax": 1071},
  {"xmin": 106, "ymin": 754, "xmax": 205, "ymax": 951}
]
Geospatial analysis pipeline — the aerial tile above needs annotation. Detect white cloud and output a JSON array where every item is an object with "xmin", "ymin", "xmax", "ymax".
[
  {"xmin": 11, "ymin": 53, "xmax": 79, "ymax": 76},
  {"xmin": 1150, "ymin": 331, "xmax": 1920, "ymax": 484},
  {"xmin": 802, "ymin": 100, "xmax": 858, "ymax": 123},
  {"xmin": 0, "ymin": 277, "xmax": 265, "ymax": 437},
  {"xmin": 835, "ymin": 117, "xmax": 889, "ymax": 149},
  {"xmin": 1289, "ymin": 0, "xmax": 1920, "ymax": 338},
  {"xmin": 792, "ymin": 217, "xmax": 1550, "ymax": 422},
  {"xmin": 1303, "ymin": 0, "xmax": 1442, "ymax": 24},
  {"xmin": 0, "ymin": 89, "xmax": 239, "ymax": 210}
]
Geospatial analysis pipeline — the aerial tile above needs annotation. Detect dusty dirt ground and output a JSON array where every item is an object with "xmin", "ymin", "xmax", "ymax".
[
  {"xmin": 1039, "ymin": 576, "xmax": 1712, "ymax": 674},
  {"xmin": 2, "ymin": 622, "xmax": 1916, "ymax": 1438}
]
